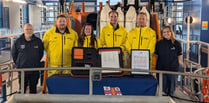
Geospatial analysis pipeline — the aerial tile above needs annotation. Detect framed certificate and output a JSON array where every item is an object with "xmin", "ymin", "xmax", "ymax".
[
  {"xmin": 98, "ymin": 47, "xmax": 123, "ymax": 75},
  {"xmin": 101, "ymin": 51, "xmax": 120, "ymax": 69},
  {"xmin": 131, "ymin": 49, "xmax": 150, "ymax": 75}
]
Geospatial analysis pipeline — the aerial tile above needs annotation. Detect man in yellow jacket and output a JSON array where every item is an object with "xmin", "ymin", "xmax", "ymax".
[
  {"xmin": 43, "ymin": 15, "xmax": 78, "ymax": 76},
  {"xmin": 100, "ymin": 10, "xmax": 127, "ymax": 51},
  {"xmin": 126, "ymin": 12, "xmax": 156, "ymax": 69}
]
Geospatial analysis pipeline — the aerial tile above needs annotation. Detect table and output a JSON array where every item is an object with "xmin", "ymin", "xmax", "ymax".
[{"xmin": 46, "ymin": 75, "xmax": 158, "ymax": 96}]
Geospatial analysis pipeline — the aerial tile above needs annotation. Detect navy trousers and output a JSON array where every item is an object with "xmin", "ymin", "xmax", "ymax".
[
  {"xmin": 162, "ymin": 74, "xmax": 177, "ymax": 96},
  {"xmin": 18, "ymin": 71, "xmax": 40, "ymax": 93}
]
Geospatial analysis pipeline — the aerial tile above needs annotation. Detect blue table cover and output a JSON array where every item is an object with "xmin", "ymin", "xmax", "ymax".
[{"xmin": 46, "ymin": 75, "xmax": 158, "ymax": 96}]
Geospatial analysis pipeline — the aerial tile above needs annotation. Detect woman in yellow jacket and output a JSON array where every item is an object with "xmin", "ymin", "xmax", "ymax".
[{"xmin": 78, "ymin": 23, "xmax": 100, "ymax": 48}]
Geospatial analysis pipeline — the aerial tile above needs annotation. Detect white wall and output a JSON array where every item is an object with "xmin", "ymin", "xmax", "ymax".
[
  {"xmin": 2, "ymin": 2, "xmax": 42, "ymax": 31},
  {"xmin": 3, "ymin": 1, "xmax": 21, "ymax": 31},
  {"xmin": 29, "ymin": 5, "xmax": 42, "ymax": 30}
]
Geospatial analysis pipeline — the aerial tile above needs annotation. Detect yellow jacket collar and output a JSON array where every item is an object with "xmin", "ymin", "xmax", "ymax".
[
  {"xmin": 55, "ymin": 27, "xmax": 70, "ymax": 34},
  {"xmin": 136, "ymin": 26, "xmax": 148, "ymax": 29},
  {"xmin": 108, "ymin": 22, "xmax": 120, "ymax": 30},
  {"xmin": 85, "ymin": 35, "xmax": 91, "ymax": 39}
]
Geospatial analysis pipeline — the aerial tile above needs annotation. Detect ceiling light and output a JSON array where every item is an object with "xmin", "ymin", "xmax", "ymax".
[
  {"xmin": 166, "ymin": 17, "xmax": 172, "ymax": 24},
  {"xmin": 12, "ymin": 0, "xmax": 27, "ymax": 4}
]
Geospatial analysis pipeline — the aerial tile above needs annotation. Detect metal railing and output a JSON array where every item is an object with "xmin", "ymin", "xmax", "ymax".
[
  {"xmin": 1, "ymin": 63, "xmax": 209, "ymax": 97},
  {"xmin": 6, "ymin": 94, "xmax": 175, "ymax": 103},
  {"xmin": 0, "ymin": 49, "xmax": 208, "ymax": 102},
  {"xmin": 177, "ymin": 38, "xmax": 209, "ymax": 66}
]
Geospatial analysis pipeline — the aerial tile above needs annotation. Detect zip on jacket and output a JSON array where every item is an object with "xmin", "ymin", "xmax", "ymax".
[
  {"xmin": 113, "ymin": 31, "xmax": 115, "ymax": 47},
  {"xmin": 138, "ymin": 28, "xmax": 141, "ymax": 49},
  {"xmin": 61, "ymin": 33, "xmax": 64, "ymax": 67},
  {"xmin": 87, "ymin": 37, "xmax": 89, "ymax": 47}
]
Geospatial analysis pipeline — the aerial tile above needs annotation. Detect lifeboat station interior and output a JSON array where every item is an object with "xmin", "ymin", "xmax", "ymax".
[{"xmin": 1, "ymin": 0, "xmax": 209, "ymax": 103}]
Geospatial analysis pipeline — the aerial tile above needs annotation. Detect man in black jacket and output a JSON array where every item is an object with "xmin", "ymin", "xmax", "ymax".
[{"xmin": 11, "ymin": 24, "xmax": 44, "ymax": 93}]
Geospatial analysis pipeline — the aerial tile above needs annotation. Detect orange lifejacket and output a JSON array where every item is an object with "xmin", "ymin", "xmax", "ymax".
[{"xmin": 202, "ymin": 69, "xmax": 209, "ymax": 102}]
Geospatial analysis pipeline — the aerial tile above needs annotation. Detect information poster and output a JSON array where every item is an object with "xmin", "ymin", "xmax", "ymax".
[{"xmin": 202, "ymin": 21, "xmax": 208, "ymax": 30}]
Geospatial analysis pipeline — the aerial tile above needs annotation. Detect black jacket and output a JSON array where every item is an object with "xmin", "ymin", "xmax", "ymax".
[
  {"xmin": 155, "ymin": 39, "xmax": 182, "ymax": 71},
  {"xmin": 11, "ymin": 34, "xmax": 44, "ymax": 68}
]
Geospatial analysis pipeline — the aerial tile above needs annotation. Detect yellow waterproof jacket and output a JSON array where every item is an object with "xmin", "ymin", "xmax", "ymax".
[
  {"xmin": 125, "ymin": 27, "xmax": 156, "ymax": 68},
  {"xmin": 43, "ymin": 27, "xmax": 78, "ymax": 76},
  {"xmin": 83, "ymin": 35, "xmax": 100, "ymax": 49},
  {"xmin": 100, "ymin": 23, "xmax": 127, "ymax": 51}
]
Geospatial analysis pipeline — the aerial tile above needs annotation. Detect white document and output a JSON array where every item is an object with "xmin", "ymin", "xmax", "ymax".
[
  {"xmin": 131, "ymin": 50, "xmax": 150, "ymax": 74},
  {"xmin": 101, "ymin": 51, "xmax": 120, "ymax": 73}
]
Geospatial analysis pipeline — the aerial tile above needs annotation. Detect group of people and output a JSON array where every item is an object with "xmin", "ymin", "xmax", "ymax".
[{"xmin": 11, "ymin": 10, "xmax": 182, "ymax": 97}]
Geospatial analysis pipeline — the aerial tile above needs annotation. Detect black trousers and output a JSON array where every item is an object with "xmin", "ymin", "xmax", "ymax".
[{"xmin": 18, "ymin": 71, "xmax": 40, "ymax": 93}]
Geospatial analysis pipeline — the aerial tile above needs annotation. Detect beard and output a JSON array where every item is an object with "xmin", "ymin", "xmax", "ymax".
[
  {"xmin": 111, "ymin": 21, "xmax": 117, "ymax": 25},
  {"xmin": 58, "ymin": 25, "xmax": 66, "ymax": 31},
  {"xmin": 139, "ymin": 23, "xmax": 146, "ymax": 27}
]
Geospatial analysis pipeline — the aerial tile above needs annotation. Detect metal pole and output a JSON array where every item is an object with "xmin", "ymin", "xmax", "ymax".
[
  {"xmin": 10, "ymin": 37, "xmax": 14, "ymax": 49},
  {"xmin": 190, "ymin": 63, "xmax": 193, "ymax": 94},
  {"xmin": 40, "ymin": 32, "xmax": 43, "ymax": 40},
  {"xmin": 181, "ymin": 42, "xmax": 184, "ymax": 64},
  {"xmin": 159, "ymin": 73, "xmax": 163, "ymax": 96},
  {"xmin": 8, "ymin": 64, "xmax": 12, "ymax": 95},
  {"xmin": 198, "ymin": 44, "xmax": 201, "ymax": 65},
  {"xmin": 10, "ymin": 63, "xmax": 13, "ymax": 93},
  {"xmin": 186, "ymin": 16, "xmax": 190, "ymax": 60},
  {"xmin": 183, "ymin": 59, "xmax": 186, "ymax": 87},
  {"xmin": 198, "ymin": 65, "xmax": 202, "ymax": 94},
  {"xmin": 21, "ymin": 70, "xmax": 24, "ymax": 94},
  {"xmin": 87, "ymin": 65, "xmax": 92, "ymax": 96}
]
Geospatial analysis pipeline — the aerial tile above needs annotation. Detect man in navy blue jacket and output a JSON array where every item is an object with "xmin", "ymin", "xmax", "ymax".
[{"xmin": 12, "ymin": 24, "xmax": 44, "ymax": 93}]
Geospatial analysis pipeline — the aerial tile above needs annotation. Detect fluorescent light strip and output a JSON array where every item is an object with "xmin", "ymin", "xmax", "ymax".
[{"xmin": 12, "ymin": 0, "xmax": 27, "ymax": 4}]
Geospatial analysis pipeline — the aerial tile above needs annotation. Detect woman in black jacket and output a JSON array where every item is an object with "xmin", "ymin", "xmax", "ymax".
[{"xmin": 155, "ymin": 26, "xmax": 182, "ymax": 96}]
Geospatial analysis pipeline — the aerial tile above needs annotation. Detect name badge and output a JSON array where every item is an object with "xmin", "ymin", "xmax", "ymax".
[
  {"xmin": 34, "ymin": 45, "xmax": 39, "ymax": 48},
  {"xmin": 20, "ymin": 45, "xmax": 25, "ymax": 49}
]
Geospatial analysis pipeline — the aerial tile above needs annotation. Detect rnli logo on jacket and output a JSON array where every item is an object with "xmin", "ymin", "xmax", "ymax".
[
  {"xmin": 115, "ymin": 34, "xmax": 122, "ymax": 37},
  {"xmin": 67, "ymin": 37, "xmax": 72, "ymax": 40},
  {"xmin": 103, "ymin": 86, "xmax": 122, "ymax": 96},
  {"xmin": 171, "ymin": 46, "xmax": 176, "ymax": 50},
  {"xmin": 143, "ymin": 37, "xmax": 149, "ymax": 40},
  {"xmin": 34, "ymin": 45, "xmax": 39, "ymax": 48},
  {"xmin": 20, "ymin": 45, "xmax": 25, "ymax": 49},
  {"xmin": 107, "ymin": 34, "xmax": 110, "ymax": 36}
]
